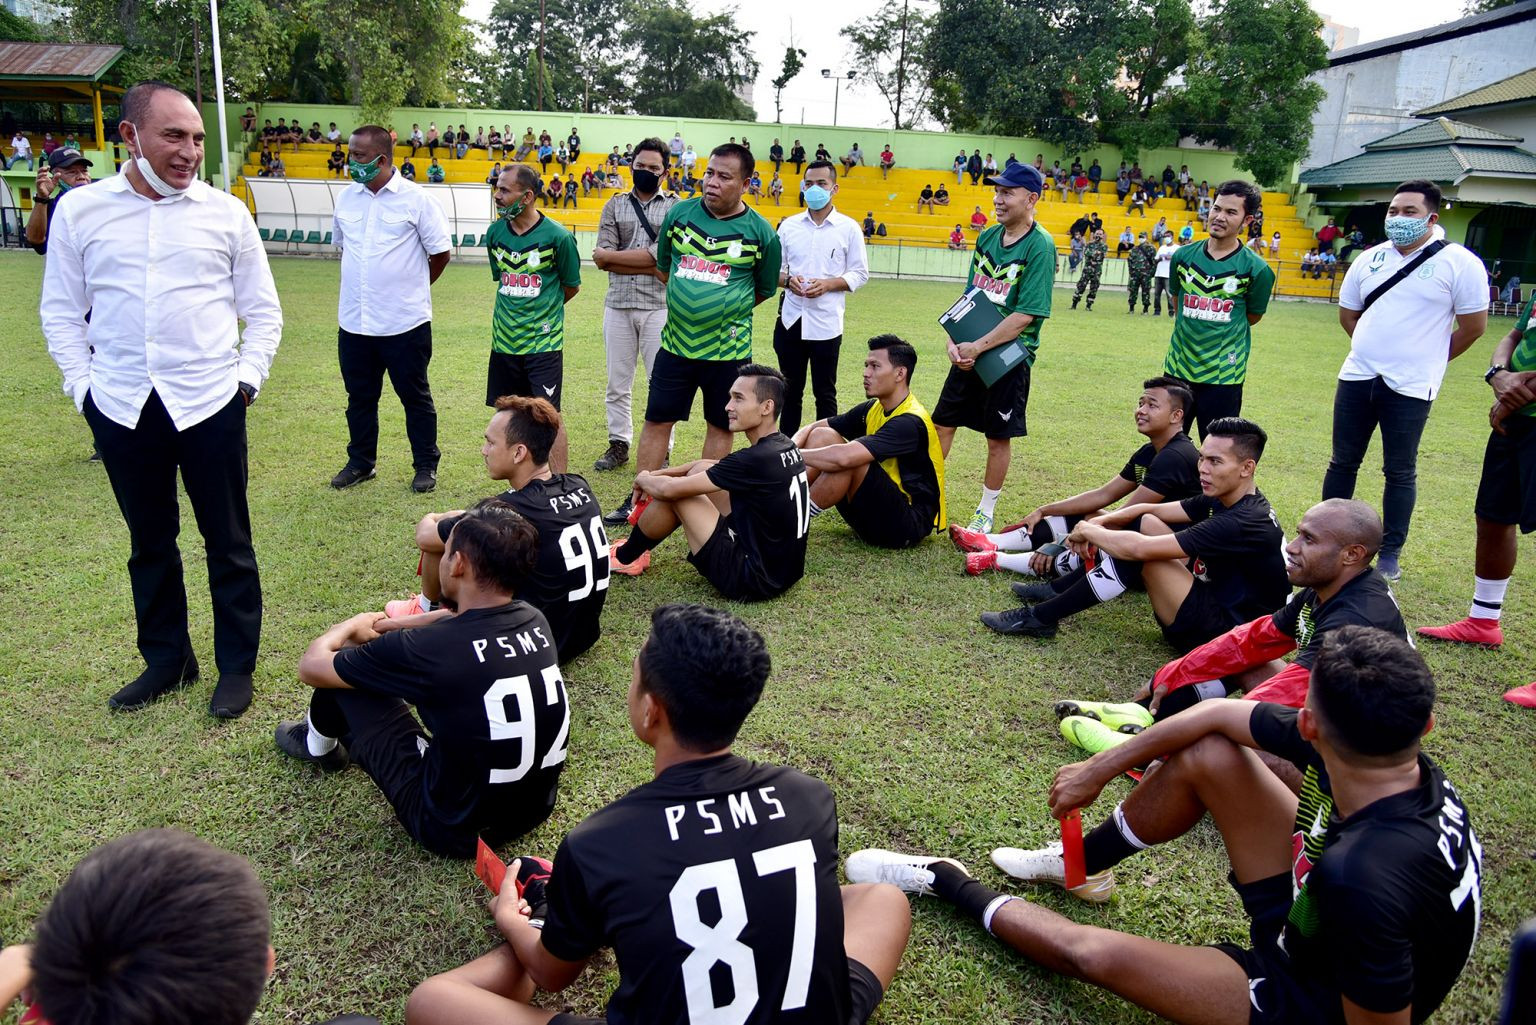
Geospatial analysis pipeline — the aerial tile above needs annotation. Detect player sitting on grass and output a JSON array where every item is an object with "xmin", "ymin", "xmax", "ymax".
[
  {"xmin": 386, "ymin": 397, "xmax": 608, "ymax": 663},
  {"xmin": 608, "ymin": 364, "xmax": 810, "ymax": 601},
  {"xmin": 795, "ymin": 334, "xmax": 947, "ymax": 549},
  {"xmin": 276, "ymin": 502, "xmax": 570, "ymax": 859},
  {"xmin": 847, "ymin": 627, "xmax": 1482, "ymax": 1025},
  {"xmin": 0, "ymin": 828, "xmax": 380, "ymax": 1025},
  {"xmin": 1051, "ymin": 498, "xmax": 1407, "ymax": 754},
  {"xmin": 404, "ymin": 603, "xmax": 913, "ymax": 1025},
  {"xmin": 979, "ymin": 417, "xmax": 1288, "ymax": 650},
  {"xmin": 952, "ymin": 376, "xmax": 1199, "ymax": 576}
]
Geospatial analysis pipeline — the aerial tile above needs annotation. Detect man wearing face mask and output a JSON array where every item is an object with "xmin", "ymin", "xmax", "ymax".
[
  {"xmin": 591, "ymin": 137, "xmax": 676, "ymax": 485},
  {"xmin": 773, "ymin": 159, "xmax": 869, "ymax": 438},
  {"xmin": 40, "ymin": 81, "xmax": 282, "ymax": 718},
  {"xmin": 1322, "ymin": 179, "xmax": 1488, "ymax": 582},
  {"xmin": 329, "ymin": 124, "xmax": 452, "ymax": 494}
]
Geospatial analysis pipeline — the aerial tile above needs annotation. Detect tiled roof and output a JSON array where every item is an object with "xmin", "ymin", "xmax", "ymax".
[
  {"xmin": 1364, "ymin": 118, "xmax": 1521, "ymax": 151},
  {"xmin": 1416, "ymin": 68, "xmax": 1536, "ymax": 116}
]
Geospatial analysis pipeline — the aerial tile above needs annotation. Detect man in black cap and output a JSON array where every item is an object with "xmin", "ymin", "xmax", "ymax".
[{"xmin": 26, "ymin": 147, "xmax": 94, "ymax": 256}]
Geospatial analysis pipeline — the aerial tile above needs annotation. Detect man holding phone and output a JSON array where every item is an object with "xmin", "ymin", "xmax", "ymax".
[{"xmin": 26, "ymin": 147, "xmax": 94, "ymax": 255}]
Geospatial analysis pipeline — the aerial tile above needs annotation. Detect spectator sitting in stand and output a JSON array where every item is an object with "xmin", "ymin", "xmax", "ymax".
[
  {"xmin": 516, "ymin": 127, "xmax": 535, "ymax": 161},
  {"xmin": 816, "ymin": 142, "xmax": 832, "ymax": 162},
  {"xmin": 605, "ymin": 169, "xmax": 622, "ymax": 188},
  {"xmin": 538, "ymin": 140, "xmax": 553, "ymax": 171},
  {"xmin": 1117, "ymin": 226, "xmax": 1134, "ymax": 256},
  {"xmin": 487, "ymin": 127, "xmax": 502, "ymax": 158},
  {"xmin": 400, "ymin": 157, "xmax": 416, "ymax": 181},
  {"xmin": 983, "ymin": 153, "xmax": 998, "ymax": 177},
  {"xmin": 970, "ymin": 205, "xmax": 987, "ymax": 231},
  {"xmin": 486, "ymin": 162, "xmax": 503, "ymax": 185},
  {"xmin": 307, "ymin": 122, "xmax": 324, "ymax": 143},
  {"xmin": 770, "ymin": 171, "xmax": 783, "ymax": 205},
  {"xmin": 472, "ymin": 126, "xmax": 486, "ymax": 151},
  {"xmin": 1269, "ymin": 230, "xmax": 1281, "ymax": 257},
  {"xmin": 240, "ymin": 106, "xmax": 256, "ymax": 132},
  {"xmin": 948, "ymin": 224, "xmax": 967, "ymax": 250},
  {"xmin": 563, "ymin": 175, "xmax": 579, "ymax": 208},
  {"xmin": 1072, "ymin": 170, "xmax": 1089, "ymax": 203},
  {"xmin": 427, "ymin": 158, "xmax": 445, "ymax": 183},
  {"xmin": 863, "ymin": 211, "xmax": 877, "ymax": 240},
  {"xmin": 455, "ymin": 125, "xmax": 470, "ymax": 159},
  {"xmin": 268, "ymin": 153, "xmax": 285, "ymax": 178},
  {"xmin": 326, "ymin": 122, "xmax": 342, "ymax": 143},
  {"xmin": 840, "ymin": 142, "xmax": 864, "ymax": 177},
  {"xmin": 746, "ymin": 169, "xmax": 764, "ymax": 199},
  {"xmin": 408, "ymin": 123, "xmax": 424, "ymax": 155},
  {"xmin": 918, "ymin": 183, "xmax": 936, "ymax": 213},
  {"xmin": 1068, "ymin": 231, "xmax": 1084, "ymax": 271},
  {"xmin": 543, "ymin": 174, "xmax": 562, "ymax": 206},
  {"xmin": 326, "ymin": 142, "xmax": 347, "ymax": 178},
  {"xmin": 580, "ymin": 166, "xmax": 600, "ymax": 196},
  {"xmin": 1316, "ymin": 248, "xmax": 1338, "ymax": 278},
  {"xmin": 620, "ymin": 143, "xmax": 634, "ymax": 166},
  {"xmin": 1127, "ymin": 185, "xmax": 1148, "ymax": 216},
  {"xmin": 1301, "ymin": 247, "xmax": 1319, "ymax": 275},
  {"xmin": 934, "ymin": 183, "xmax": 950, "ymax": 206},
  {"xmin": 607, "ymin": 145, "xmax": 621, "ymax": 168},
  {"xmin": 880, "ymin": 144, "xmax": 895, "ymax": 179}
]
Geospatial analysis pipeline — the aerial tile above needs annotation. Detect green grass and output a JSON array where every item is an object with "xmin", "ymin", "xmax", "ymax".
[{"xmin": 0, "ymin": 250, "xmax": 1531, "ymax": 1025}]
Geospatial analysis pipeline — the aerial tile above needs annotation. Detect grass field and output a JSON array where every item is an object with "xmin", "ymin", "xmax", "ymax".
[{"xmin": 0, "ymin": 249, "xmax": 1532, "ymax": 1025}]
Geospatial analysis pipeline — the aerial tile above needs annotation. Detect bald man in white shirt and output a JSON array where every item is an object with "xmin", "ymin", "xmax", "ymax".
[{"xmin": 41, "ymin": 81, "xmax": 282, "ymax": 719}]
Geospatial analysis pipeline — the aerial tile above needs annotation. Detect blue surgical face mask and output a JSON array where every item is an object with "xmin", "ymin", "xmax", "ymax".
[
  {"xmin": 803, "ymin": 184, "xmax": 832, "ymax": 210},
  {"xmin": 1384, "ymin": 214, "xmax": 1431, "ymax": 247}
]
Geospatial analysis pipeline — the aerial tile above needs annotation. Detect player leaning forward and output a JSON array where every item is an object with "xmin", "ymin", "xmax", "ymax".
[{"xmin": 933, "ymin": 161, "xmax": 1055, "ymax": 533}]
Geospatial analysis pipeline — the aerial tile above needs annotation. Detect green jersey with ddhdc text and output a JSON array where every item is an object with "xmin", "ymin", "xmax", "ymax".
[
  {"xmin": 1164, "ymin": 241, "xmax": 1275, "ymax": 384},
  {"xmin": 485, "ymin": 213, "xmax": 582, "ymax": 355},
  {"xmin": 656, "ymin": 197, "xmax": 782, "ymax": 362}
]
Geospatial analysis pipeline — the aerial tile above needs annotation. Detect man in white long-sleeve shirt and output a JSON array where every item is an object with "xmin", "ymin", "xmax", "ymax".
[{"xmin": 40, "ymin": 81, "xmax": 283, "ymax": 719}]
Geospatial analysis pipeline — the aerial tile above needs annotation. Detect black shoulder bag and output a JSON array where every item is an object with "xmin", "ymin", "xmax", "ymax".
[{"xmin": 1359, "ymin": 240, "xmax": 1447, "ymax": 314}]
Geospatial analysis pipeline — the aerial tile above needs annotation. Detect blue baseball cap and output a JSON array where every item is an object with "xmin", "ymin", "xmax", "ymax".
[{"xmin": 985, "ymin": 162, "xmax": 1044, "ymax": 193}]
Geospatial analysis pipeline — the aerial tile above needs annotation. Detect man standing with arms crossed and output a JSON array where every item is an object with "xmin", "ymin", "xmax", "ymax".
[
  {"xmin": 774, "ymin": 158, "xmax": 869, "ymax": 438},
  {"xmin": 591, "ymin": 137, "xmax": 674, "ymax": 490},
  {"xmin": 41, "ymin": 81, "xmax": 282, "ymax": 718},
  {"xmin": 330, "ymin": 124, "xmax": 452, "ymax": 494},
  {"xmin": 1321, "ymin": 179, "xmax": 1488, "ymax": 581}
]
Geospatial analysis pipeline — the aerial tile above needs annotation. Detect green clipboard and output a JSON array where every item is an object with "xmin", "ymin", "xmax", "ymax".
[{"xmin": 938, "ymin": 287, "xmax": 1028, "ymax": 386}]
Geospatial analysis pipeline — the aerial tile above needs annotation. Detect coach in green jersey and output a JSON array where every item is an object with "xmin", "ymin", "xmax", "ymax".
[
  {"xmin": 626, "ymin": 142, "xmax": 782, "ymax": 512},
  {"xmin": 1163, "ymin": 180, "xmax": 1275, "ymax": 438},
  {"xmin": 485, "ymin": 164, "xmax": 582, "ymax": 471}
]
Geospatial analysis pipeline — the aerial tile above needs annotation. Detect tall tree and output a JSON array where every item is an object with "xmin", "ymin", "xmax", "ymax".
[
  {"xmin": 840, "ymin": 0, "xmax": 935, "ymax": 130},
  {"xmin": 622, "ymin": 0, "xmax": 756, "ymax": 119},
  {"xmin": 475, "ymin": 0, "xmax": 630, "ymax": 113},
  {"xmin": 771, "ymin": 44, "xmax": 806, "ymax": 123}
]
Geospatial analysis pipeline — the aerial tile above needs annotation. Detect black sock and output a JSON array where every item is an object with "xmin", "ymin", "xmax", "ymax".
[
  {"xmin": 616, "ymin": 526, "xmax": 661, "ymax": 565},
  {"xmin": 1032, "ymin": 572, "xmax": 1104, "ymax": 624},
  {"xmin": 928, "ymin": 861, "xmax": 1003, "ymax": 924},
  {"xmin": 1082, "ymin": 818, "xmax": 1141, "ymax": 874},
  {"xmin": 1050, "ymin": 565, "xmax": 1085, "ymax": 594}
]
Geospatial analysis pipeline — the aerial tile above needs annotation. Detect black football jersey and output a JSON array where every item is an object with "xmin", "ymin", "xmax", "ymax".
[
  {"xmin": 1119, "ymin": 432, "xmax": 1200, "ymax": 501},
  {"xmin": 706, "ymin": 433, "xmax": 809, "ymax": 595},
  {"xmin": 1176, "ymin": 491, "xmax": 1290, "ymax": 621},
  {"xmin": 1271, "ymin": 569, "xmax": 1408, "ymax": 669}
]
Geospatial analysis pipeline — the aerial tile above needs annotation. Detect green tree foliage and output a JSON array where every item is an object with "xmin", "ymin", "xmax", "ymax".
[
  {"xmin": 0, "ymin": 7, "xmax": 44, "ymax": 41},
  {"xmin": 840, "ymin": 0, "xmax": 935, "ymax": 130},
  {"xmin": 622, "ymin": 0, "xmax": 756, "ymax": 119},
  {"xmin": 771, "ymin": 45, "xmax": 806, "ymax": 123}
]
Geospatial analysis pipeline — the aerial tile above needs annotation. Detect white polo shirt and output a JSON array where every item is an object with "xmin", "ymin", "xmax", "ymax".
[
  {"xmin": 777, "ymin": 208, "xmax": 870, "ymax": 341},
  {"xmin": 1337, "ymin": 229, "xmax": 1489, "ymax": 399},
  {"xmin": 333, "ymin": 170, "xmax": 452, "ymax": 336}
]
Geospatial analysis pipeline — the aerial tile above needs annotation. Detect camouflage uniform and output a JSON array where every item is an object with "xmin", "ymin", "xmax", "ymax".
[
  {"xmin": 1072, "ymin": 239, "xmax": 1108, "ymax": 309},
  {"xmin": 1127, "ymin": 240, "xmax": 1157, "ymax": 312}
]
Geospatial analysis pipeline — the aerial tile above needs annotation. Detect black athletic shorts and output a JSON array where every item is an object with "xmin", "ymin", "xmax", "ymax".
[
  {"xmin": 838, "ymin": 464, "xmax": 933, "ymax": 549},
  {"xmin": 547, "ymin": 958, "xmax": 884, "ymax": 1025},
  {"xmin": 487, "ymin": 350, "xmax": 564, "ymax": 409},
  {"xmin": 1160, "ymin": 579, "xmax": 1238, "ymax": 654},
  {"xmin": 687, "ymin": 515, "xmax": 778, "ymax": 601},
  {"xmin": 931, "ymin": 361, "xmax": 1030, "ymax": 439},
  {"xmin": 1174, "ymin": 380, "xmax": 1244, "ymax": 438},
  {"xmin": 1213, "ymin": 871, "xmax": 1336, "ymax": 1024},
  {"xmin": 644, "ymin": 348, "xmax": 745, "ymax": 429},
  {"xmin": 1475, "ymin": 416, "xmax": 1536, "ymax": 533}
]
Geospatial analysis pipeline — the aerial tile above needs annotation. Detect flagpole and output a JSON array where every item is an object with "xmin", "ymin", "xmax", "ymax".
[{"xmin": 209, "ymin": 0, "xmax": 232, "ymax": 192}]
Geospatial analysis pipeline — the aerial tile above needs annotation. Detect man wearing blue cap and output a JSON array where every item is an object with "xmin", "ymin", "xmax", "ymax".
[{"xmin": 932, "ymin": 161, "xmax": 1055, "ymax": 533}]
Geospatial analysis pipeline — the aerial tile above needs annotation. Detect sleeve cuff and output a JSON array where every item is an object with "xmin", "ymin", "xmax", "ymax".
[
  {"xmin": 69, "ymin": 378, "xmax": 90, "ymax": 411},
  {"xmin": 237, "ymin": 364, "xmax": 264, "ymax": 391}
]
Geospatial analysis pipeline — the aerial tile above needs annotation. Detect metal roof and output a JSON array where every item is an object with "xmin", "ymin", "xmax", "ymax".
[
  {"xmin": 1300, "ymin": 144, "xmax": 1536, "ymax": 188},
  {"xmin": 1416, "ymin": 67, "xmax": 1536, "ymax": 117},
  {"xmin": 1328, "ymin": 1, "xmax": 1536, "ymax": 67},
  {"xmin": 0, "ymin": 42, "xmax": 124, "ymax": 83},
  {"xmin": 1364, "ymin": 118, "xmax": 1522, "ymax": 151}
]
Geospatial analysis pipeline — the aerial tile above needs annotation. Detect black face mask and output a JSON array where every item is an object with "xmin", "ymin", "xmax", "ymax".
[{"xmin": 632, "ymin": 168, "xmax": 661, "ymax": 194}]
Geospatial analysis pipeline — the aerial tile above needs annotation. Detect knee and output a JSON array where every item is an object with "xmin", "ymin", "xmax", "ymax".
[
  {"xmin": 404, "ymin": 975, "xmax": 453, "ymax": 1025},
  {"xmin": 1166, "ymin": 732, "xmax": 1244, "ymax": 780},
  {"xmin": 1136, "ymin": 513, "xmax": 1172, "ymax": 535},
  {"xmin": 805, "ymin": 425, "xmax": 843, "ymax": 448}
]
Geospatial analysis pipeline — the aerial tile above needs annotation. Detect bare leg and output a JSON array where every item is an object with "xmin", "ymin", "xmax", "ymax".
[
  {"xmin": 549, "ymin": 425, "xmax": 568, "ymax": 475},
  {"xmin": 937, "ymin": 424, "xmax": 956, "ymax": 458},
  {"xmin": 984, "ymin": 436, "xmax": 1011, "ymax": 491},
  {"xmin": 631, "ymin": 419, "xmax": 673, "ymax": 502},
  {"xmin": 1475, "ymin": 516, "xmax": 1519, "ymax": 579},
  {"xmin": 701, "ymin": 423, "xmax": 732, "ymax": 462},
  {"xmin": 1135, "ymin": 515, "xmax": 1194, "ymax": 625},
  {"xmin": 405, "ymin": 944, "xmax": 555, "ymax": 1025},
  {"xmin": 671, "ymin": 494, "xmax": 725, "ymax": 554},
  {"xmin": 415, "ymin": 514, "xmax": 449, "ymax": 602},
  {"xmin": 840, "ymin": 883, "xmax": 911, "ymax": 991}
]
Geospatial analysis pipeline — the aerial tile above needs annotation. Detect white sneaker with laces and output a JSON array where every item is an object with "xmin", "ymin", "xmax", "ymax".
[
  {"xmin": 990, "ymin": 842, "xmax": 1117, "ymax": 903},
  {"xmin": 845, "ymin": 848, "xmax": 970, "ymax": 896}
]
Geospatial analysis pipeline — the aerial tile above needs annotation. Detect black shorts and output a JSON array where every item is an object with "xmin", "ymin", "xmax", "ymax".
[
  {"xmin": 644, "ymin": 348, "xmax": 744, "ymax": 430},
  {"xmin": 931, "ymin": 361, "xmax": 1030, "ymax": 439},
  {"xmin": 839, "ymin": 465, "xmax": 933, "ymax": 549},
  {"xmin": 1174, "ymin": 380, "xmax": 1244, "ymax": 437},
  {"xmin": 548, "ymin": 958, "xmax": 884, "ymax": 1025},
  {"xmin": 687, "ymin": 516, "xmax": 778, "ymax": 601},
  {"xmin": 1475, "ymin": 416, "xmax": 1536, "ymax": 533},
  {"xmin": 1160, "ymin": 580, "xmax": 1239, "ymax": 654},
  {"xmin": 1213, "ymin": 872, "xmax": 1336, "ymax": 1024},
  {"xmin": 487, "ymin": 350, "xmax": 564, "ymax": 409}
]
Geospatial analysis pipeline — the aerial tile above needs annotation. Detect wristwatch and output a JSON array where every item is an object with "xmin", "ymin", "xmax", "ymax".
[
  {"xmin": 1486, "ymin": 365, "xmax": 1507, "ymax": 384},
  {"xmin": 238, "ymin": 382, "xmax": 258, "ymax": 405}
]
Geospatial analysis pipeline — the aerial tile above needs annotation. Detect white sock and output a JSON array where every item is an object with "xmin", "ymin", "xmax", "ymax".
[
  {"xmin": 989, "ymin": 527, "xmax": 1033, "ymax": 551},
  {"xmin": 996, "ymin": 552, "xmax": 1042, "ymax": 575},
  {"xmin": 1192, "ymin": 679, "xmax": 1227, "ymax": 701},
  {"xmin": 1471, "ymin": 576, "xmax": 1509, "ymax": 621},
  {"xmin": 418, "ymin": 595, "xmax": 434, "ymax": 613},
  {"xmin": 977, "ymin": 487, "xmax": 1002, "ymax": 518},
  {"xmin": 982, "ymin": 894, "xmax": 1019, "ymax": 935},
  {"xmin": 808, "ymin": 500, "xmax": 825, "ymax": 519},
  {"xmin": 1112, "ymin": 802, "xmax": 1152, "ymax": 851},
  {"xmin": 306, "ymin": 714, "xmax": 338, "ymax": 756},
  {"xmin": 1044, "ymin": 515, "xmax": 1070, "ymax": 539}
]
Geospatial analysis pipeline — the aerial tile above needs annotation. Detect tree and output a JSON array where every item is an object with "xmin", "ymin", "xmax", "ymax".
[
  {"xmin": 0, "ymin": 7, "xmax": 43, "ymax": 41},
  {"xmin": 840, "ymin": 0, "xmax": 935, "ymax": 130},
  {"xmin": 622, "ymin": 0, "xmax": 756, "ymax": 119},
  {"xmin": 475, "ymin": 0, "xmax": 630, "ymax": 113},
  {"xmin": 771, "ymin": 44, "xmax": 806, "ymax": 123}
]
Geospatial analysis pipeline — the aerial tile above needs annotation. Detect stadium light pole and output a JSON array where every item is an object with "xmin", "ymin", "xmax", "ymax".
[
  {"xmin": 820, "ymin": 69, "xmax": 856, "ymax": 127},
  {"xmin": 209, "ymin": 0, "xmax": 232, "ymax": 192}
]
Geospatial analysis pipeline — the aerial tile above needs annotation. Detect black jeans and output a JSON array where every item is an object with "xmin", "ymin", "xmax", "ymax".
[
  {"xmin": 772, "ymin": 315, "xmax": 842, "ymax": 438},
  {"xmin": 1322, "ymin": 376, "xmax": 1433, "ymax": 554},
  {"xmin": 84, "ymin": 389, "xmax": 261, "ymax": 673},
  {"xmin": 338, "ymin": 322, "xmax": 440, "ymax": 472},
  {"xmin": 1152, "ymin": 276, "xmax": 1174, "ymax": 316}
]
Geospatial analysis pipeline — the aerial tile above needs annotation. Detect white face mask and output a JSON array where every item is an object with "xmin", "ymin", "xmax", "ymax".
[{"xmin": 124, "ymin": 122, "xmax": 191, "ymax": 197}]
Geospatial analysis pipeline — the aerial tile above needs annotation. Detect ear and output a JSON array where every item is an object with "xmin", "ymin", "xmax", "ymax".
[
  {"xmin": 1296, "ymin": 706, "xmax": 1320, "ymax": 743},
  {"xmin": 1422, "ymin": 712, "xmax": 1435, "ymax": 737}
]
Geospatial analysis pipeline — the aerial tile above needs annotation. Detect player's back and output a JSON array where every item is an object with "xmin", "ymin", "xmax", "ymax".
[
  {"xmin": 540, "ymin": 755, "xmax": 852, "ymax": 1024},
  {"xmin": 499, "ymin": 473, "xmax": 609, "ymax": 662}
]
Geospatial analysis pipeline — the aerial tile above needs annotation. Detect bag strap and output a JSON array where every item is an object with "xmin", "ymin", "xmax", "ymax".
[
  {"xmin": 627, "ymin": 192, "xmax": 658, "ymax": 243},
  {"xmin": 1359, "ymin": 240, "xmax": 1447, "ymax": 314}
]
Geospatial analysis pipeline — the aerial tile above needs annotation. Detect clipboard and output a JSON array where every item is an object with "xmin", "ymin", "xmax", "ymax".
[{"xmin": 938, "ymin": 287, "xmax": 1028, "ymax": 387}]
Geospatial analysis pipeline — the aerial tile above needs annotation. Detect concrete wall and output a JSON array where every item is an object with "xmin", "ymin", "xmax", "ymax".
[{"xmin": 1449, "ymin": 103, "xmax": 1536, "ymax": 145}]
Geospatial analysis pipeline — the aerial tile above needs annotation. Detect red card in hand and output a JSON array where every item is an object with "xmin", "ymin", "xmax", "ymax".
[
  {"xmin": 475, "ymin": 837, "xmax": 507, "ymax": 895},
  {"xmin": 1061, "ymin": 809, "xmax": 1086, "ymax": 889}
]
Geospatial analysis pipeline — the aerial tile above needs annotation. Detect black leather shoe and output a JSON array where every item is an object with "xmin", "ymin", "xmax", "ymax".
[
  {"xmin": 602, "ymin": 495, "xmax": 635, "ymax": 526},
  {"xmin": 331, "ymin": 464, "xmax": 376, "ymax": 489},
  {"xmin": 412, "ymin": 468, "xmax": 437, "ymax": 493},
  {"xmin": 593, "ymin": 440, "xmax": 630, "ymax": 471},
  {"xmin": 1010, "ymin": 581, "xmax": 1059, "ymax": 604},
  {"xmin": 980, "ymin": 606, "xmax": 1058, "ymax": 637},
  {"xmin": 209, "ymin": 672, "xmax": 253, "ymax": 719},
  {"xmin": 108, "ymin": 651, "xmax": 200, "ymax": 711},
  {"xmin": 274, "ymin": 720, "xmax": 350, "ymax": 773}
]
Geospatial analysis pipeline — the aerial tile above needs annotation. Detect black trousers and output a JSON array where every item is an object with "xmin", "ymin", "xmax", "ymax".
[
  {"xmin": 338, "ymin": 322, "xmax": 440, "ymax": 472},
  {"xmin": 772, "ymin": 315, "xmax": 842, "ymax": 438},
  {"xmin": 1174, "ymin": 380, "xmax": 1245, "ymax": 439},
  {"xmin": 84, "ymin": 389, "xmax": 261, "ymax": 673}
]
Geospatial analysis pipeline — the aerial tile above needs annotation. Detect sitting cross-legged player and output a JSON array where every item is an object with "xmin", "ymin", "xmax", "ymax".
[
  {"xmin": 952, "ymin": 376, "xmax": 1200, "ymax": 576},
  {"xmin": 794, "ymin": 334, "xmax": 947, "ymax": 549},
  {"xmin": 404, "ymin": 603, "xmax": 914, "ymax": 1025},
  {"xmin": 276, "ymin": 501, "xmax": 571, "ymax": 859},
  {"xmin": 388, "ymin": 396, "xmax": 608, "ymax": 663},
  {"xmin": 848, "ymin": 627, "xmax": 1483, "ymax": 1025},
  {"xmin": 608, "ymin": 364, "xmax": 810, "ymax": 601},
  {"xmin": 980, "ymin": 417, "xmax": 1288, "ymax": 650}
]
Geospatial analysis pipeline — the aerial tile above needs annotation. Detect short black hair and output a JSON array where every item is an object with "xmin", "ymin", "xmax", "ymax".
[
  {"xmin": 736, "ymin": 362, "xmax": 786, "ymax": 420},
  {"xmin": 349, "ymin": 124, "xmax": 394, "ymax": 161},
  {"xmin": 1214, "ymin": 179, "xmax": 1262, "ymax": 217},
  {"xmin": 446, "ymin": 499, "xmax": 539, "ymax": 597},
  {"xmin": 1205, "ymin": 416, "xmax": 1267, "ymax": 463},
  {"xmin": 869, "ymin": 334, "xmax": 917, "ymax": 383},
  {"xmin": 120, "ymin": 81, "xmax": 188, "ymax": 127},
  {"xmin": 804, "ymin": 159, "xmax": 836, "ymax": 178},
  {"xmin": 1394, "ymin": 178, "xmax": 1442, "ymax": 210},
  {"xmin": 493, "ymin": 395, "xmax": 562, "ymax": 465},
  {"xmin": 638, "ymin": 604, "xmax": 771, "ymax": 752},
  {"xmin": 710, "ymin": 143, "xmax": 754, "ymax": 180},
  {"xmin": 1311, "ymin": 625, "xmax": 1434, "ymax": 758},
  {"xmin": 31, "ymin": 829, "xmax": 271, "ymax": 1025},
  {"xmin": 633, "ymin": 136, "xmax": 670, "ymax": 169},
  {"xmin": 1142, "ymin": 375, "xmax": 1193, "ymax": 416},
  {"xmin": 508, "ymin": 163, "xmax": 541, "ymax": 195}
]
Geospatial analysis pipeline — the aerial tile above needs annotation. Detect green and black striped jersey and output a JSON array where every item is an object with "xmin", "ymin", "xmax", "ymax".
[
  {"xmin": 1163, "ymin": 241, "xmax": 1275, "ymax": 384},
  {"xmin": 656, "ymin": 198, "xmax": 781, "ymax": 362},
  {"xmin": 967, "ymin": 222, "xmax": 1055, "ymax": 366},
  {"xmin": 485, "ymin": 213, "xmax": 582, "ymax": 355}
]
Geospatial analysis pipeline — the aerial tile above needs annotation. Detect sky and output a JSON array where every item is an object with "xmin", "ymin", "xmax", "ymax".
[{"xmin": 461, "ymin": 0, "xmax": 1464, "ymax": 130}]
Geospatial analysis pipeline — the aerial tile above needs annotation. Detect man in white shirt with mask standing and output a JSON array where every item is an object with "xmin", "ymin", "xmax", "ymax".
[
  {"xmin": 40, "ymin": 81, "xmax": 283, "ymax": 719},
  {"xmin": 773, "ymin": 158, "xmax": 870, "ymax": 437}
]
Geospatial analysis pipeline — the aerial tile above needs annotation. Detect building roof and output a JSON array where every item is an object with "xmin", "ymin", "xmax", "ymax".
[
  {"xmin": 1416, "ymin": 67, "xmax": 1536, "ymax": 117},
  {"xmin": 1300, "ymin": 143, "xmax": 1536, "ymax": 188},
  {"xmin": 1328, "ymin": 1, "xmax": 1536, "ymax": 68},
  {"xmin": 0, "ymin": 42, "xmax": 124, "ymax": 83},
  {"xmin": 1364, "ymin": 118, "xmax": 1522, "ymax": 151}
]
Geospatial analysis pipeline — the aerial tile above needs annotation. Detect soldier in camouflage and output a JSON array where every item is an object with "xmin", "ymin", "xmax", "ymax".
[
  {"xmin": 1071, "ymin": 228, "xmax": 1108, "ymax": 311},
  {"xmin": 1128, "ymin": 233, "xmax": 1158, "ymax": 313}
]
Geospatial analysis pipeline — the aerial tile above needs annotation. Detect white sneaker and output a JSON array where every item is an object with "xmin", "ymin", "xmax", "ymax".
[
  {"xmin": 990, "ymin": 842, "xmax": 1117, "ymax": 904},
  {"xmin": 845, "ymin": 848, "xmax": 970, "ymax": 896}
]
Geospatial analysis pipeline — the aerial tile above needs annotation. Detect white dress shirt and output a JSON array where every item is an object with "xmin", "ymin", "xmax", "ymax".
[
  {"xmin": 777, "ymin": 208, "xmax": 870, "ymax": 341},
  {"xmin": 40, "ymin": 173, "xmax": 283, "ymax": 431},
  {"xmin": 333, "ymin": 171, "xmax": 452, "ymax": 336}
]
